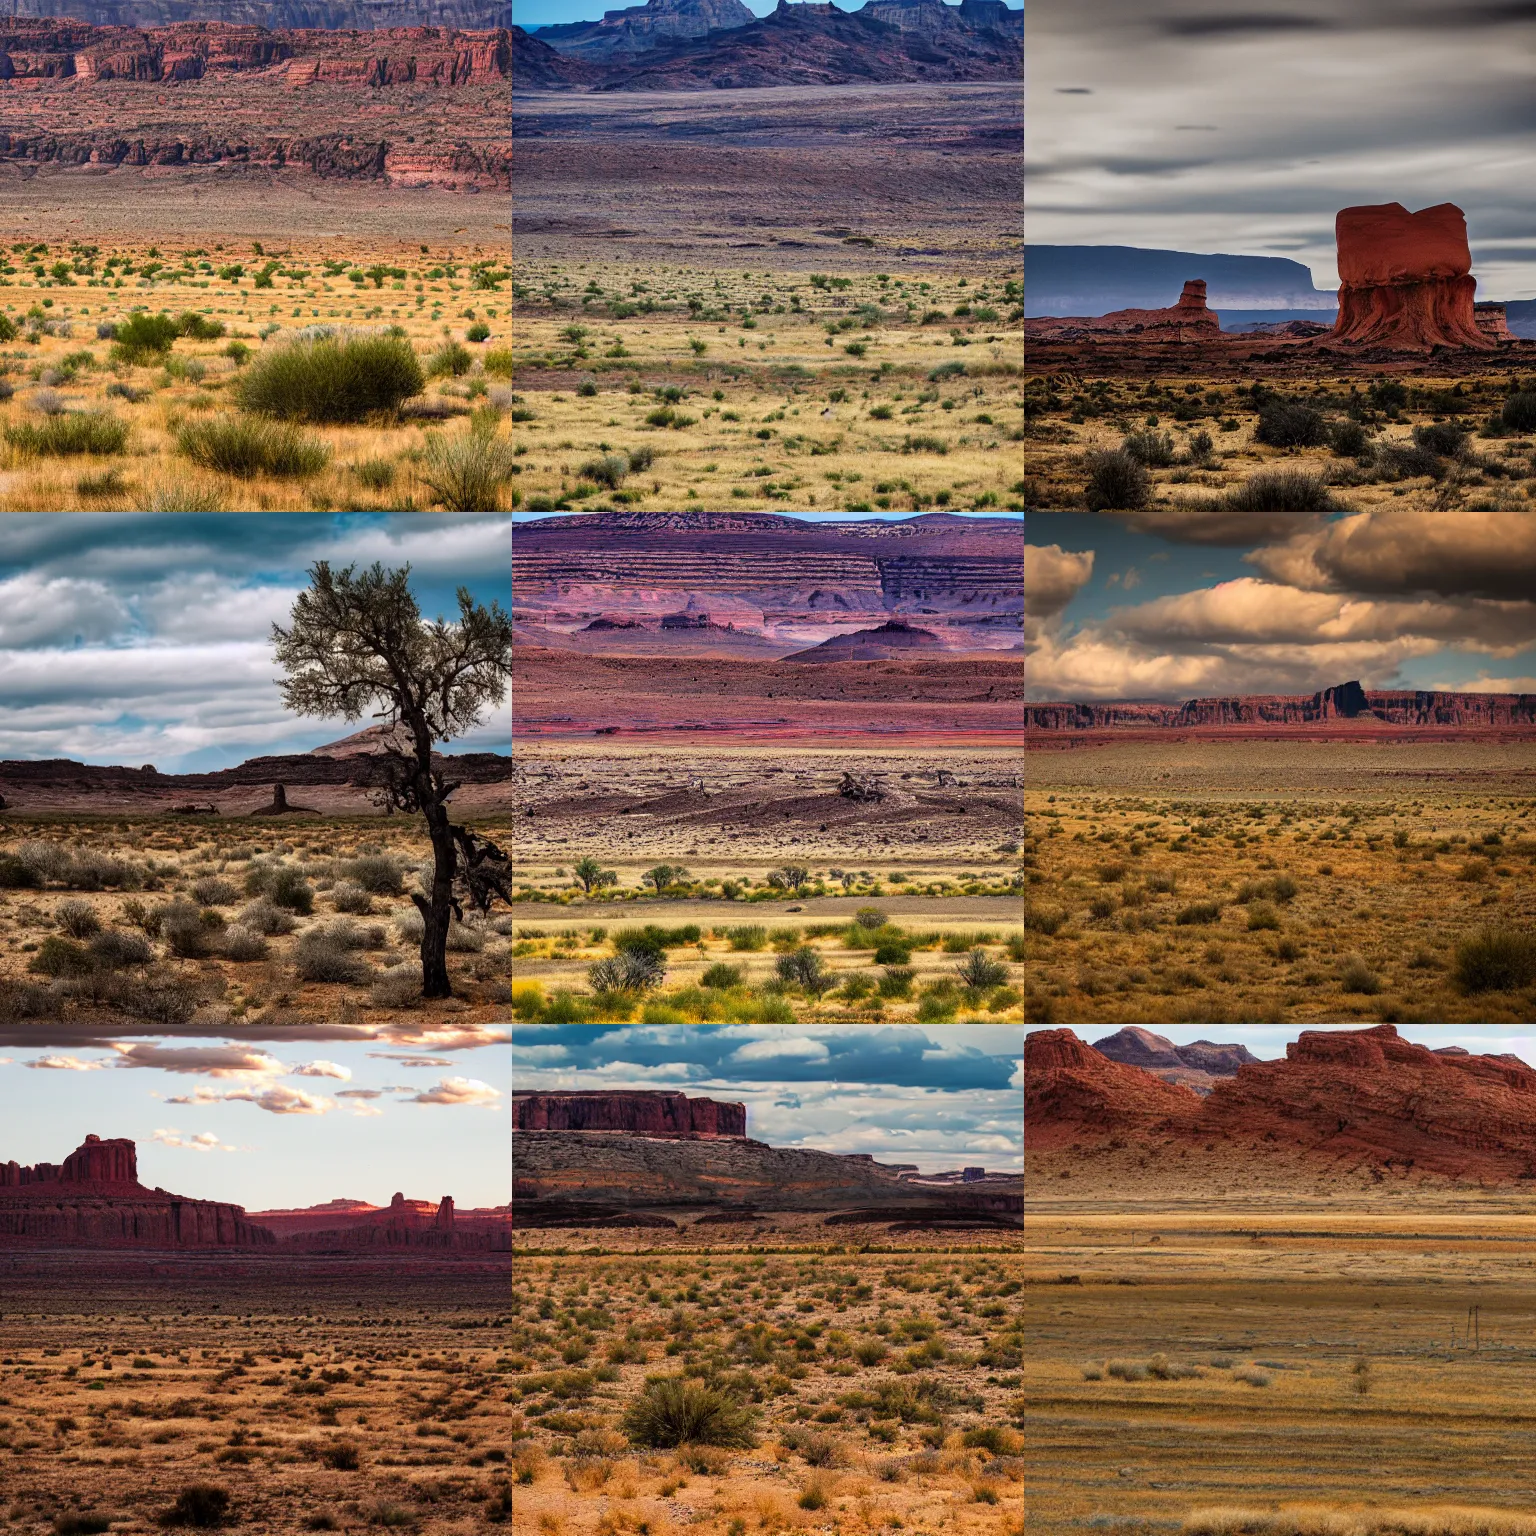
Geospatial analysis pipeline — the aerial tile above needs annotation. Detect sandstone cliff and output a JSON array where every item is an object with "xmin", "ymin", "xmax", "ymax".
[
  {"xmin": 0, "ymin": 1134, "xmax": 275, "ymax": 1248},
  {"xmin": 1026, "ymin": 682, "xmax": 1536, "ymax": 731},
  {"xmin": 1024, "ymin": 1029, "xmax": 1200, "ymax": 1149},
  {"xmin": 9, "ymin": 0, "xmax": 512, "ymax": 28},
  {"xmin": 275, "ymin": 1191, "xmax": 512, "ymax": 1250},
  {"xmin": 512, "ymin": 1090, "xmax": 747, "ymax": 1138},
  {"xmin": 1023, "ymin": 278, "xmax": 1220, "ymax": 343},
  {"xmin": 1090, "ymin": 1027, "xmax": 1260, "ymax": 1095},
  {"xmin": 530, "ymin": 0, "xmax": 753, "ymax": 60}
]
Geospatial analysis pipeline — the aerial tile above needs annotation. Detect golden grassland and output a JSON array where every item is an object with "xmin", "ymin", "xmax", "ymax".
[
  {"xmin": 0, "ymin": 237, "xmax": 511, "ymax": 511},
  {"xmin": 510, "ymin": 261, "xmax": 1024, "ymax": 513},
  {"xmin": 1023, "ymin": 744, "xmax": 1536, "ymax": 1024},
  {"xmin": 1023, "ymin": 369, "xmax": 1536, "ymax": 513},
  {"xmin": 0, "ymin": 816, "xmax": 514, "ymax": 1026},
  {"xmin": 0, "ymin": 1259, "xmax": 512, "ymax": 1533},
  {"xmin": 509, "ymin": 1249, "xmax": 1024, "ymax": 1536},
  {"xmin": 1025, "ymin": 1181, "xmax": 1536, "ymax": 1536}
]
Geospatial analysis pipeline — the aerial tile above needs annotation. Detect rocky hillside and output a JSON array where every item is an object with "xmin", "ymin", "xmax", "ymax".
[
  {"xmin": 512, "ymin": 1090, "xmax": 747, "ymax": 1137},
  {"xmin": 1090, "ymin": 1027, "xmax": 1260, "ymax": 1093},
  {"xmin": 531, "ymin": 0, "xmax": 754, "ymax": 60},
  {"xmin": 0, "ymin": 20, "xmax": 510, "ymax": 187},
  {"xmin": 515, "ymin": 0, "xmax": 1021, "ymax": 88},
  {"xmin": 1026, "ymin": 682, "xmax": 1536, "ymax": 731},
  {"xmin": 1023, "ymin": 1029, "xmax": 1200, "ymax": 1149},
  {"xmin": 9, "ymin": 0, "xmax": 511, "ymax": 28},
  {"xmin": 0, "ymin": 1135, "xmax": 275, "ymax": 1248}
]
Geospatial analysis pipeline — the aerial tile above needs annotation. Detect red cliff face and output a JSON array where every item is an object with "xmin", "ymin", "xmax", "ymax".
[
  {"xmin": 513, "ymin": 1091, "xmax": 748, "ymax": 1138},
  {"xmin": 1332, "ymin": 202, "xmax": 1493, "ymax": 351},
  {"xmin": 0, "ymin": 1135, "xmax": 273, "ymax": 1247},
  {"xmin": 1026, "ymin": 685, "xmax": 1536, "ymax": 732},
  {"xmin": 1024, "ymin": 1029, "xmax": 1200, "ymax": 1148},
  {"xmin": 1023, "ymin": 278, "xmax": 1220, "ymax": 343}
]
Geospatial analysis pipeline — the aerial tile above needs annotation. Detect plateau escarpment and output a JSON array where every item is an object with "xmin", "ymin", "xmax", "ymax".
[
  {"xmin": 1026, "ymin": 682, "xmax": 1536, "ymax": 733},
  {"xmin": 512, "ymin": 1090, "xmax": 747, "ymax": 1138},
  {"xmin": 0, "ymin": 19, "xmax": 510, "ymax": 188},
  {"xmin": 9, "ymin": 0, "xmax": 512, "ymax": 26},
  {"xmin": 0, "ymin": 1135, "xmax": 275, "ymax": 1247}
]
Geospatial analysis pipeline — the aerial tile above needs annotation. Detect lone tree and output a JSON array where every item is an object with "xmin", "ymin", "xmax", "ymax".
[{"xmin": 272, "ymin": 561, "xmax": 512, "ymax": 999}]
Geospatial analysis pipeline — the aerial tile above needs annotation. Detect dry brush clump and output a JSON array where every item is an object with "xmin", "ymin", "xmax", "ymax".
[{"xmin": 1183, "ymin": 1508, "xmax": 1536, "ymax": 1536}]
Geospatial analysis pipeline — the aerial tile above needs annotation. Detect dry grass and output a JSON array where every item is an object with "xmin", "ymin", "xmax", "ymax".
[
  {"xmin": 0, "ymin": 238, "xmax": 512, "ymax": 509},
  {"xmin": 509, "ymin": 260, "xmax": 1023, "ymax": 513},
  {"xmin": 1022, "ymin": 756, "xmax": 1536, "ymax": 1023},
  {"xmin": 1184, "ymin": 1508, "xmax": 1536, "ymax": 1536}
]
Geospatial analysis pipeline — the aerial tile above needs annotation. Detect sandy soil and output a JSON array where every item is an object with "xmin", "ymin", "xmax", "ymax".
[
  {"xmin": 511, "ymin": 1242, "xmax": 1023, "ymax": 1536},
  {"xmin": 0, "ymin": 1249, "xmax": 512, "ymax": 1533}
]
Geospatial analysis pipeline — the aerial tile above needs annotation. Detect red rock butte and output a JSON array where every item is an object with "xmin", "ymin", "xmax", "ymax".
[
  {"xmin": 1023, "ymin": 277, "xmax": 1220, "ymax": 343},
  {"xmin": 1332, "ymin": 202, "xmax": 1493, "ymax": 351},
  {"xmin": 0, "ymin": 1135, "xmax": 274, "ymax": 1247},
  {"xmin": 512, "ymin": 1090, "xmax": 748, "ymax": 1139}
]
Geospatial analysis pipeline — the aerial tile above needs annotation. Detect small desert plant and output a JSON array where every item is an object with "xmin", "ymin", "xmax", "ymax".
[
  {"xmin": 727, "ymin": 924, "xmax": 768, "ymax": 950},
  {"xmin": 1221, "ymin": 468, "xmax": 1336, "ymax": 512},
  {"xmin": 190, "ymin": 877, "xmax": 239, "ymax": 907},
  {"xmin": 700, "ymin": 962, "xmax": 743, "ymax": 989},
  {"xmin": 111, "ymin": 310, "xmax": 179, "ymax": 363},
  {"xmin": 1413, "ymin": 420, "xmax": 1468, "ymax": 456},
  {"xmin": 176, "ymin": 311, "xmax": 225, "ymax": 340},
  {"xmin": 1329, "ymin": 419, "xmax": 1370, "ymax": 457},
  {"xmin": 1339, "ymin": 956, "xmax": 1381, "ymax": 994},
  {"xmin": 427, "ymin": 340, "xmax": 474, "ymax": 377},
  {"xmin": 1176, "ymin": 901, "xmax": 1223, "ymax": 925},
  {"xmin": 776, "ymin": 945, "xmax": 832, "ymax": 996},
  {"xmin": 331, "ymin": 881, "xmax": 374, "ymax": 914},
  {"xmin": 621, "ymin": 1377, "xmax": 759, "ymax": 1448},
  {"xmin": 55, "ymin": 898, "xmax": 102, "ymax": 939},
  {"xmin": 955, "ymin": 947, "xmax": 1008, "ymax": 988},
  {"xmin": 177, "ymin": 415, "xmax": 330, "ymax": 478},
  {"xmin": 237, "ymin": 898, "xmax": 295, "ymax": 935},
  {"xmin": 1122, "ymin": 429, "xmax": 1175, "ymax": 466},
  {"xmin": 89, "ymin": 929, "xmax": 153, "ymax": 969},
  {"xmin": 5, "ymin": 412, "xmax": 128, "ymax": 456},
  {"xmin": 1023, "ymin": 904, "xmax": 1065, "ymax": 935},
  {"xmin": 55, "ymin": 1519, "xmax": 112, "ymax": 1536},
  {"xmin": 344, "ymin": 855, "xmax": 404, "ymax": 895},
  {"xmin": 1232, "ymin": 1365, "xmax": 1272, "ymax": 1388},
  {"xmin": 157, "ymin": 1484, "xmax": 231, "ymax": 1528},
  {"xmin": 220, "ymin": 926, "xmax": 269, "ymax": 962},
  {"xmin": 1454, "ymin": 926, "xmax": 1536, "ymax": 993},
  {"xmin": 1084, "ymin": 447, "xmax": 1150, "ymax": 510},
  {"xmin": 1247, "ymin": 902, "xmax": 1280, "ymax": 931},
  {"xmin": 797, "ymin": 1478, "xmax": 828, "ymax": 1511},
  {"xmin": 160, "ymin": 901, "xmax": 216, "ymax": 959},
  {"xmin": 420, "ymin": 426, "xmax": 516, "ymax": 510}
]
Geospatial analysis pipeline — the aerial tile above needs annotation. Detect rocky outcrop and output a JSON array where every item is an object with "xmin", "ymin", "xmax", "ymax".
[
  {"xmin": 1023, "ymin": 278, "xmax": 1220, "ymax": 343},
  {"xmin": 782, "ymin": 621, "xmax": 944, "ymax": 663},
  {"xmin": 531, "ymin": 0, "xmax": 753, "ymax": 60},
  {"xmin": 0, "ymin": 1135, "xmax": 275, "ymax": 1247},
  {"xmin": 1331, "ymin": 202, "xmax": 1493, "ymax": 351},
  {"xmin": 511, "ymin": 23, "xmax": 598, "ymax": 86},
  {"xmin": 1091, "ymin": 1028, "xmax": 1260, "ymax": 1095},
  {"xmin": 8, "ymin": 0, "xmax": 512, "ymax": 27},
  {"xmin": 512, "ymin": 1091, "xmax": 748, "ymax": 1138},
  {"xmin": 278, "ymin": 1191, "xmax": 511, "ymax": 1250},
  {"xmin": 1026, "ymin": 683, "xmax": 1536, "ymax": 731},
  {"xmin": 1024, "ymin": 1029, "xmax": 1200, "ymax": 1147},
  {"xmin": 1476, "ymin": 302, "xmax": 1514, "ymax": 342}
]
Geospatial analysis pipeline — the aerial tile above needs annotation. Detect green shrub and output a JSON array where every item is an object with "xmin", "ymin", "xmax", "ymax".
[
  {"xmin": 484, "ymin": 348, "xmax": 514, "ymax": 378},
  {"xmin": 1176, "ymin": 901, "xmax": 1222, "ymax": 925},
  {"xmin": 1023, "ymin": 904, "xmax": 1064, "ymax": 935},
  {"xmin": 237, "ymin": 334, "xmax": 423, "ymax": 422},
  {"xmin": 1222, "ymin": 468, "xmax": 1337, "ymax": 512},
  {"xmin": 1502, "ymin": 392, "xmax": 1536, "ymax": 431},
  {"xmin": 1329, "ymin": 419, "xmax": 1370, "ymax": 457},
  {"xmin": 902, "ymin": 433, "xmax": 948, "ymax": 454},
  {"xmin": 111, "ymin": 311, "xmax": 178, "ymax": 362},
  {"xmin": 56, "ymin": 898, "xmax": 102, "ymax": 938},
  {"xmin": 1122, "ymin": 429, "xmax": 1174, "ymax": 467},
  {"xmin": 177, "ymin": 415, "xmax": 330, "ymax": 478},
  {"xmin": 176, "ymin": 312, "xmax": 225, "ymax": 340},
  {"xmin": 727, "ymin": 925, "xmax": 768, "ymax": 951},
  {"xmin": 622, "ymin": 1378, "xmax": 758, "ymax": 1449},
  {"xmin": 1255, "ymin": 400, "xmax": 1326, "ymax": 448},
  {"xmin": 873, "ymin": 942, "xmax": 910, "ymax": 965},
  {"xmin": 1413, "ymin": 420, "xmax": 1467, "ymax": 456},
  {"xmin": 466, "ymin": 322, "xmax": 491, "ymax": 342},
  {"xmin": 427, "ymin": 341, "xmax": 474, "ymax": 378},
  {"xmin": 579, "ymin": 453, "xmax": 628, "ymax": 490},
  {"xmin": 28, "ymin": 935, "xmax": 93, "ymax": 977},
  {"xmin": 700, "ymin": 962, "xmax": 743, "ymax": 989},
  {"xmin": 1247, "ymin": 903, "xmax": 1280, "ymax": 930},
  {"xmin": 1454, "ymin": 926, "xmax": 1536, "ymax": 993},
  {"xmin": 1083, "ymin": 448, "xmax": 1150, "ymax": 511},
  {"xmin": 6, "ymin": 412, "xmax": 128, "ymax": 456},
  {"xmin": 1339, "ymin": 956, "xmax": 1381, "ymax": 994},
  {"xmin": 352, "ymin": 457, "xmax": 395, "ymax": 489}
]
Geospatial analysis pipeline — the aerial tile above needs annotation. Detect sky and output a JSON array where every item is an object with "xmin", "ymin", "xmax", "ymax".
[
  {"xmin": 513, "ymin": 0, "xmax": 990, "ymax": 36},
  {"xmin": 511, "ymin": 1024, "xmax": 1025, "ymax": 1172},
  {"xmin": 0, "ymin": 1029, "xmax": 510, "ymax": 1210},
  {"xmin": 1025, "ymin": 510, "xmax": 1536, "ymax": 702},
  {"xmin": 0, "ymin": 514, "xmax": 511, "ymax": 773},
  {"xmin": 1105, "ymin": 1023, "xmax": 1536, "ymax": 1066},
  {"xmin": 1027, "ymin": 0, "xmax": 1536, "ymax": 301}
]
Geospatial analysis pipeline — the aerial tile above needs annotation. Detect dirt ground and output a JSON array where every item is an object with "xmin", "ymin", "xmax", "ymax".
[
  {"xmin": 0, "ymin": 1249, "xmax": 512, "ymax": 1534},
  {"xmin": 1025, "ymin": 1168, "xmax": 1536, "ymax": 1535},
  {"xmin": 1024, "ymin": 741, "xmax": 1536, "ymax": 1025},
  {"xmin": 0, "ymin": 816, "xmax": 514, "ymax": 1026},
  {"xmin": 511, "ymin": 1241, "xmax": 1023, "ymax": 1536}
]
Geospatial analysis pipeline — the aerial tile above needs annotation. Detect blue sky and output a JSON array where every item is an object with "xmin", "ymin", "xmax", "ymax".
[
  {"xmin": 512, "ymin": 1024, "xmax": 1024, "ymax": 1172},
  {"xmin": 514, "ymin": 0, "xmax": 983, "ymax": 33},
  {"xmin": 0, "ymin": 514, "xmax": 511, "ymax": 772},
  {"xmin": 1105, "ymin": 1024, "xmax": 1536, "ymax": 1069},
  {"xmin": 1029, "ymin": 0, "xmax": 1536, "ymax": 300},
  {"xmin": 1026, "ymin": 511, "xmax": 1536, "ymax": 702},
  {"xmin": 0, "ymin": 1031, "xmax": 510, "ymax": 1210}
]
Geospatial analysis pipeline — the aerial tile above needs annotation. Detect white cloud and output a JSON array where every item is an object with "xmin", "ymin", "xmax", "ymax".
[
  {"xmin": 367, "ymin": 1053, "xmax": 455, "ymax": 1067},
  {"xmin": 731, "ymin": 1037, "xmax": 831, "ymax": 1062},
  {"xmin": 167, "ymin": 1085, "xmax": 336, "ymax": 1115},
  {"xmin": 25, "ymin": 1055, "xmax": 105, "ymax": 1071},
  {"xmin": 113, "ymin": 1042, "xmax": 286, "ymax": 1079},
  {"xmin": 289, "ymin": 1060, "xmax": 352, "ymax": 1081},
  {"xmin": 0, "ymin": 573, "xmax": 130, "ymax": 647},
  {"xmin": 408, "ymin": 1077, "xmax": 502, "ymax": 1107},
  {"xmin": 149, "ymin": 1128, "xmax": 236, "ymax": 1152},
  {"xmin": 351, "ymin": 1103, "xmax": 385, "ymax": 1118}
]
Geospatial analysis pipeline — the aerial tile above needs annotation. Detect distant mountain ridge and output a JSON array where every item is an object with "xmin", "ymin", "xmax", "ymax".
[
  {"xmin": 1025, "ymin": 244, "xmax": 1333, "ymax": 317},
  {"xmin": 8, "ymin": 0, "xmax": 510, "ymax": 26},
  {"xmin": 515, "ymin": 0, "xmax": 1020, "ymax": 88}
]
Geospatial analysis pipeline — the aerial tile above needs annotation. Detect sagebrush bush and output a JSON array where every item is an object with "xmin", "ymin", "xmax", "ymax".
[
  {"xmin": 237, "ymin": 335, "xmax": 423, "ymax": 422},
  {"xmin": 89, "ymin": 930, "xmax": 153, "ymax": 969},
  {"xmin": 420, "ymin": 427, "xmax": 516, "ymax": 510},
  {"xmin": 1503, "ymin": 392, "xmax": 1536, "ymax": 432},
  {"xmin": 1255, "ymin": 400, "xmax": 1326, "ymax": 448},
  {"xmin": 237, "ymin": 898, "xmax": 295, "ymax": 936},
  {"xmin": 246, "ymin": 866, "xmax": 315, "ymax": 914},
  {"xmin": 220, "ymin": 926, "xmax": 269, "ymax": 962},
  {"xmin": 344, "ymin": 855, "xmax": 404, "ymax": 895},
  {"xmin": 331, "ymin": 881, "xmax": 374, "ymax": 914},
  {"xmin": 294, "ymin": 928, "xmax": 373, "ymax": 984},
  {"xmin": 161, "ymin": 901, "xmax": 217, "ymax": 959},
  {"xmin": 6, "ymin": 412, "xmax": 128, "ymax": 457},
  {"xmin": 622, "ymin": 1378, "xmax": 758, "ymax": 1448},
  {"xmin": 1329, "ymin": 419, "xmax": 1370, "ymax": 457},
  {"xmin": 55, "ymin": 898, "xmax": 101, "ymax": 939},
  {"xmin": 1222, "ymin": 468, "xmax": 1337, "ymax": 512},
  {"xmin": 427, "ymin": 340, "xmax": 474, "ymax": 377},
  {"xmin": 177, "ymin": 415, "xmax": 330, "ymax": 479},
  {"xmin": 190, "ymin": 877, "xmax": 239, "ymax": 907},
  {"xmin": 1084, "ymin": 448, "xmax": 1151, "ymax": 511},
  {"xmin": 157, "ymin": 1484, "xmax": 230, "ymax": 1528},
  {"xmin": 371, "ymin": 964, "xmax": 423, "ymax": 1007},
  {"xmin": 1454, "ymin": 926, "xmax": 1536, "ymax": 993},
  {"xmin": 1339, "ymin": 956, "xmax": 1381, "ymax": 994},
  {"xmin": 1176, "ymin": 901, "xmax": 1222, "ymax": 925},
  {"xmin": 1122, "ymin": 429, "xmax": 1175, "ymax": 467},
  {"xmin": 1414, "ymin": 420, "xmax": 1468, "ymax": 456},
  {"xmin": 111, "ymin": 311, "xmax": 179, "ymax": 363}
]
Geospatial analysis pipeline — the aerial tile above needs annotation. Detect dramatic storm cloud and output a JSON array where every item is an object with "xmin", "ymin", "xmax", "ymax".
[
  {"xmin": 511, "ymin": 1025, "xmax": 1023, "ymax": 1172},
  {"xmin": 1026, "ymin": 512, "xmax": 1536, "ymax": 700},
  {"xmin": 1028, "ymin": 0, "xmax": 1536, "ymax": 298},
  {"xmin": 0, "ymin": 514, "xmax": 510, "ymax": 771}
]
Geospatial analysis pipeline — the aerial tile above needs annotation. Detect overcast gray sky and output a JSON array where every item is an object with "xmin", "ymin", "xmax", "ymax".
[{"xmin": 1027, "ymin": 1, "xmax": 1536, "ymax": 299}]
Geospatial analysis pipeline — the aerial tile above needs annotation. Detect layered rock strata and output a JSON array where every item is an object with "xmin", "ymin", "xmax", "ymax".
[
  {"xmin": 1023, "ymin": 278, "xmax": 1220, "ymax": 343},
  {"xmin": 1024, "ymin": 1029, "xmax": 1200, "ymax": 1148},
  {"xmin": 512, "ymin": 1091, "xmax": 748, "ymax": 1138},
  {"xmin": 1331, "ymin": 202, "xmax": 1493, "ymax": 351},
  {"xmin": 0, "ymin": 1135, "xmax": 275, "ymax": 1247}
]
